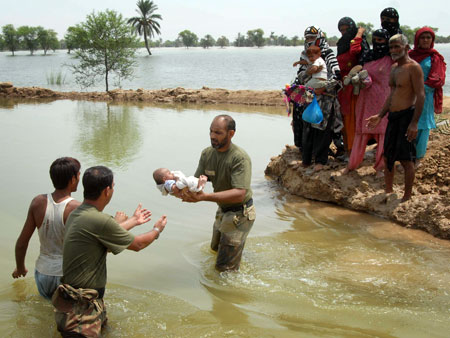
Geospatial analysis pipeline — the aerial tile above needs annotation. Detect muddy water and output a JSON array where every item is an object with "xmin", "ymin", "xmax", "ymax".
[{"xmin": 0, "ymin": 99, "xmax": 449, "ymax": 337}]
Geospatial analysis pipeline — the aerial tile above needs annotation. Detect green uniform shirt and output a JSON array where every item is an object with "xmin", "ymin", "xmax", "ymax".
[
  {"xmin": 194, "ymin": 143, "xmax": 252, "ymax": 209},
  {"xmin": 61, "ymin": 203, "xmax": 135, "ymax": 289}
]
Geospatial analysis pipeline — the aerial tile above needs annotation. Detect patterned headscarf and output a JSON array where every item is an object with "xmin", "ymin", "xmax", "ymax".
[
  {"xmin": 301, "ymin": 26, "xmax": 341, "ymax": 80},
  {"xmin": 380, "ymin": 7, "xmax": 401, "ymax": 37},
  {"xmin": 363, "ymin": 29, "xmax": 390, "ymax": 63}
]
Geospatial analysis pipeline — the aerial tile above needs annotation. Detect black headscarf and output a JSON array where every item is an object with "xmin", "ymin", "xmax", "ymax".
[
  {"xmin": 337, "ymin": 17, "xmax": 358, "ymax": 56},
  {"xmin": 363, "ymin": 29, "xmax": 390, "ymax": 63},
  {"xmin": 380, "ymin": 7, "xmax": 402, "ymax": 37},
  {"xmin": 336, "ymin": 17, "xmax": 371, "ymax": 65}
]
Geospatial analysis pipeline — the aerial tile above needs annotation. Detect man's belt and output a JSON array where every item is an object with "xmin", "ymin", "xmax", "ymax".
[{"xmin": 221, "ymin": 198, "xmax": 253, "ymax": 213}]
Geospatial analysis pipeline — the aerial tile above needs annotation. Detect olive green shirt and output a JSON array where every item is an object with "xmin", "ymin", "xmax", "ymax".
[
  {"xmin": 194, "ymin": 143, "xmax": 252, "ymax": 209},
  {"xmin": 61, "ymin": 203, "xmax": 135, "ymax": 289}
]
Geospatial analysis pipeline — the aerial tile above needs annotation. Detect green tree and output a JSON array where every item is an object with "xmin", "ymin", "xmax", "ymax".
[
  {"xmin": 291, "ymin": 35, "xmax": 301, "ymax": 46},
  {"xmin": 268, "ymin": 32, "xmax": 277, "ymax": 46},
  {"xmin": 200, "ymin": 34, "xmax": 215, "ymax": 49},
  {"xmin": 216, "ymin": 36, "xmax": 229, "ymax": 48},
  {"xmin": 128, "ymin": 0, "xmax": 162, "ymax": 56},
  {"xmin": 64, "ymin": 25, "xmax": 86, "ymax": 54},
  {"xmin": 70, "ymin": 10, "xmax": 139, "ymax": 92},
  {"xmin": 178, "ymin": 30, "xmax": 198, "ymax": 48},
  {"xmin": 277, "ymin": 34, "xmax": 289, "ymax": 46},
  {"xmin": 234, "ymin": 33, "xmax": 246, "ymax": 47},
  {"xmin": 2, "ymin": 24, "xmax": 19, "ymax": 55},
  {"xmin": 37, "ymin": 27, "xmax": 59, "ymax": 55},
  {"xmin": 17, "ymin": 26, "xmax": 39, "ymax": 55},
  {"xmin": 247, "ymin": 29, "xmax": 265, "ymax": 48}
]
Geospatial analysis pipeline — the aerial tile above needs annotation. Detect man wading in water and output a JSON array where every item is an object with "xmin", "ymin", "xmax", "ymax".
[
  {"xmin": 179, "ymin": 115, "xmax": 256, "ymax": 271},
  {"xmin": 367, "ymin": 34, "xmax": 424, "ymax": 202}
]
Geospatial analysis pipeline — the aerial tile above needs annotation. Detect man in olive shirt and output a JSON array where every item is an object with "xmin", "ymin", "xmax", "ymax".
[
  {"xmin": 54, "ymin": 166, "xmax": 167, "ymax": 337},
  {"xmin": 181, "ymin": 115, "xmax": 256, "ymax": 271}
]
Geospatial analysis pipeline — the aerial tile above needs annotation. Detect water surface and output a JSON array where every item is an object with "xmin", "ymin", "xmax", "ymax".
[
  {"xmin": 2, "ymin": 45, "xmax": 450, "ymax": 94},
  {"xmin": 0, "ymin": 99, "xmax": 449, "ymax": 337}
]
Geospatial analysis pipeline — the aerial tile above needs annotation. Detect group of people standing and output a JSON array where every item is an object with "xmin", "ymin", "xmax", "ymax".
[{"xmin": 291, "ymin": 7, "xmax": 446, "ymax": 202}]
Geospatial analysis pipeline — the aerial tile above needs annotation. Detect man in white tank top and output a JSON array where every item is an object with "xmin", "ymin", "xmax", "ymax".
[{"xmin": 12, "ymin": 157, "xmax": 81, "ymax": 300}]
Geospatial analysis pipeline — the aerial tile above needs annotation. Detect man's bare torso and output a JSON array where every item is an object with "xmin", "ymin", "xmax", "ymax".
[{"xmin": 389, "ymin": 60, "xmax": 419, "ymax": 112}]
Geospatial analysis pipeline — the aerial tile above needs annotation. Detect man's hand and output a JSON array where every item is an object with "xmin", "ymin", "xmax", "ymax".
[
  {"xmin": 406, "ymin": 122, "xmax": 418, "ymax": 142},
  {"xmin": 115, "ymin": 211, "xmax": 128, "ymax": 223},
  {"xmin": 366, "ymin": 115, "xmax": 381, "ymax": 130},
  {"xmin": 132, "ymin": 203, "xmax": 152, "ymax": 225},
  {"xmin": 12, "ymin": 267, "xmax": 27, "ymax": 279},
  {"xmin": 181, "ymin": 190, "xmax": 205, "ymax": 203},
  {"xmin": 154, "ymin": 215, "xmax": 167, "ymax": 233}
]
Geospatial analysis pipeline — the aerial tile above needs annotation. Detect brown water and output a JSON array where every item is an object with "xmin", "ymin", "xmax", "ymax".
[{"xmin": 1, "ymin": 99, "xmax": 449, "ymax": 337}]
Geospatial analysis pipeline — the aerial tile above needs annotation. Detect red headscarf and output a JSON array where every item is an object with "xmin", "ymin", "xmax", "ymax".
[{"xmin": 409, "ymin": 27, "xmax": 446, "ymax": 113}]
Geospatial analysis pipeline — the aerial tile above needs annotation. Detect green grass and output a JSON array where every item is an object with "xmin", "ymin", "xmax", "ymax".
[{"xmin": 46, "ymin": 70, "xmax": 66, "ymax": 85}]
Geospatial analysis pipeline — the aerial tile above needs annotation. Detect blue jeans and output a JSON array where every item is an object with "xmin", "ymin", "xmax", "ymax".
[{"xmin": 34, "ymin": 269, "xmax": 60, "ymax": 300}]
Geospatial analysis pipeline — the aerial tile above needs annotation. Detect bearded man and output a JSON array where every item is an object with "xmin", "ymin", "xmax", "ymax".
[
  {"xmin": 180, "ymin": 115, "xmax": 255, "ymax": 272},
  {"xmin": 367, "ymin": 34, "xmax": 425, "ymax": 202}
]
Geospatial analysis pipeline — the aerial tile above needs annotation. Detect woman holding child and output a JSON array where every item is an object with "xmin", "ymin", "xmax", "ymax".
[{"xmin": 292, "ymin": 26, "xmax": 342, "ymax": 170}]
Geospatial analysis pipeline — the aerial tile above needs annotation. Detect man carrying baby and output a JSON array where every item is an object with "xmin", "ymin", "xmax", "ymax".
[{"xmin": 179, "ymin": 115, "xmax": 256, "ymax": 272}]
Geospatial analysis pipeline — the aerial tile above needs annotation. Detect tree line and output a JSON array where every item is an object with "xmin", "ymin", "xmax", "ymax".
[
  {"xmin": 0, "ymin": 24, "xmax": 59, "ymax": 55},
  {"xmin": 1, "ymin": 0, "xmax": 450, "ymax": 93}
]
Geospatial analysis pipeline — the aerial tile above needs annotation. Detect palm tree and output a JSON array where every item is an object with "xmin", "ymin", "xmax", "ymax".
[{"xmin": 128, "ymin": 0, "xmax": 162, "ymax": 55}]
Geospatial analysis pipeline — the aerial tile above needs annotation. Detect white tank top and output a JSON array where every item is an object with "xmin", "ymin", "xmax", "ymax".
[{"xmin": 35, "ymin": 194, "xmax": 73, "ymax": 276}]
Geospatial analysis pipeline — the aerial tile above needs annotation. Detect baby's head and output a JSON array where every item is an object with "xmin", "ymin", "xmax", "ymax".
[
  {"xmin": 153, "ymin": 168, "xmax": 175, "ymax": 184},
  {"xmin": 306, "ymin": 45, "xmax": 321, "ymax": 61}
]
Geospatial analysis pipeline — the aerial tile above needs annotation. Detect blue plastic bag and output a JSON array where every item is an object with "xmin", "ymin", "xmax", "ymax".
[{"xmin": 302, "ymin": 96, "xmax": 323, "ymax": 124}]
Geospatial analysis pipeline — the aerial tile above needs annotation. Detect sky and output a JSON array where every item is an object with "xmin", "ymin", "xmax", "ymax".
[{"xmin": 1, "ymin": 0, "xmax": 449, "ymax": 41}]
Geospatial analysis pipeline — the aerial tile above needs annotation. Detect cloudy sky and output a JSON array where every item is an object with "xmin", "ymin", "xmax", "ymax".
[{"xmin": 2, "ymin": 0, "xmax": 449, "ymax": 41}]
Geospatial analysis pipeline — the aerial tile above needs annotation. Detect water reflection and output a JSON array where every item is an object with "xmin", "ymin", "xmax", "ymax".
[{"xmin": 75, "ymin": 102, "xmax": 142, "ymax": 169}]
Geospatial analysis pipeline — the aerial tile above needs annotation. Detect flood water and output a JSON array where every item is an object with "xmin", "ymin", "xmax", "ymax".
[
  {"xmin": 0, "ymin": 99, "xmax": 449, "ymax": 337},
  {"xmin": 1, "ymin": 45, "xmax": 450, "ymax": 94}
]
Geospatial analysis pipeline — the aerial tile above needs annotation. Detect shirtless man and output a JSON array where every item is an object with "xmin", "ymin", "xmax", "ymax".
[{"xmin": 367, "ymin": 34, "xmax": 425, "ymax": 202}]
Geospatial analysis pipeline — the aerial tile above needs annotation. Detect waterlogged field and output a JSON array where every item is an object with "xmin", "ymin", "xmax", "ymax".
[
  {"xmin": 0, "ymin": 99, "xmax": 449, "ymax": 337},
  {"xmin": 1, "ymin": 45, "xmax": 450, "ymax": 94}
]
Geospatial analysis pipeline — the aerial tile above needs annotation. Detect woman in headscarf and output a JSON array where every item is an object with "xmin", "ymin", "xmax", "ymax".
[
  {"xmin": 336, "ymin": 17, "xmax": 370, "ymax": 156},
  {"xmin": 301, "ymin": 26, "xmax": 341, "ymax": 80},
  {"xmin": 380, "ymin": 7, "xmax": 402, "ymax": 38},
  {"xmin": 345, "ymin": 29, "xmax": 393, "ymax": 175},
  {"xmin": 409, "ymin": 27, "xmax": 446, "ymax": 163},
  {"xmin": 291, "ymin": 26, "xmax": 342, "ymax": 170}
]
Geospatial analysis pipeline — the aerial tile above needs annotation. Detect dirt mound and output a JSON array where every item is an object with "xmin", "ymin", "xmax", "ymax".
[
  {"xmin": 265, "ymin": 132, "xmax": 450, "ymax": 239},
  {"xmin": 0, "ymin": 84, "xmax": 284, "ymax": 106}
]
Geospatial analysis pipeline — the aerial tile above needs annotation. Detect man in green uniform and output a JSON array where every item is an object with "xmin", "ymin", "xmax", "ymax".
[
  {"xmin": 53, "ymin": 166, "xmax": 167, "ymax": 337},
  {"xmin": 181, "ymin": 115, "xmax": 256, "ymax": 271}
]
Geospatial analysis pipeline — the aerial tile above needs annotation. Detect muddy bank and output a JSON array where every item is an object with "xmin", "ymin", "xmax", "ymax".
[
  {"xmin": 265, "ymin": 132, "xmax": 450, "ymax": 239},
  {"xmin": 0, "ymin": 82, "xmax": 284, "ymax": 106}
]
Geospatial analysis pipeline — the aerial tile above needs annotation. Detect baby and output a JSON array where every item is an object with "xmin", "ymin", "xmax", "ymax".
[
  {"xmin": 304, "ymin": 45, "xmax": 328, "ymax": 94},
  {"xmin": 153, "ymin": 168, "xmax": 207, "ymax": 196}
]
